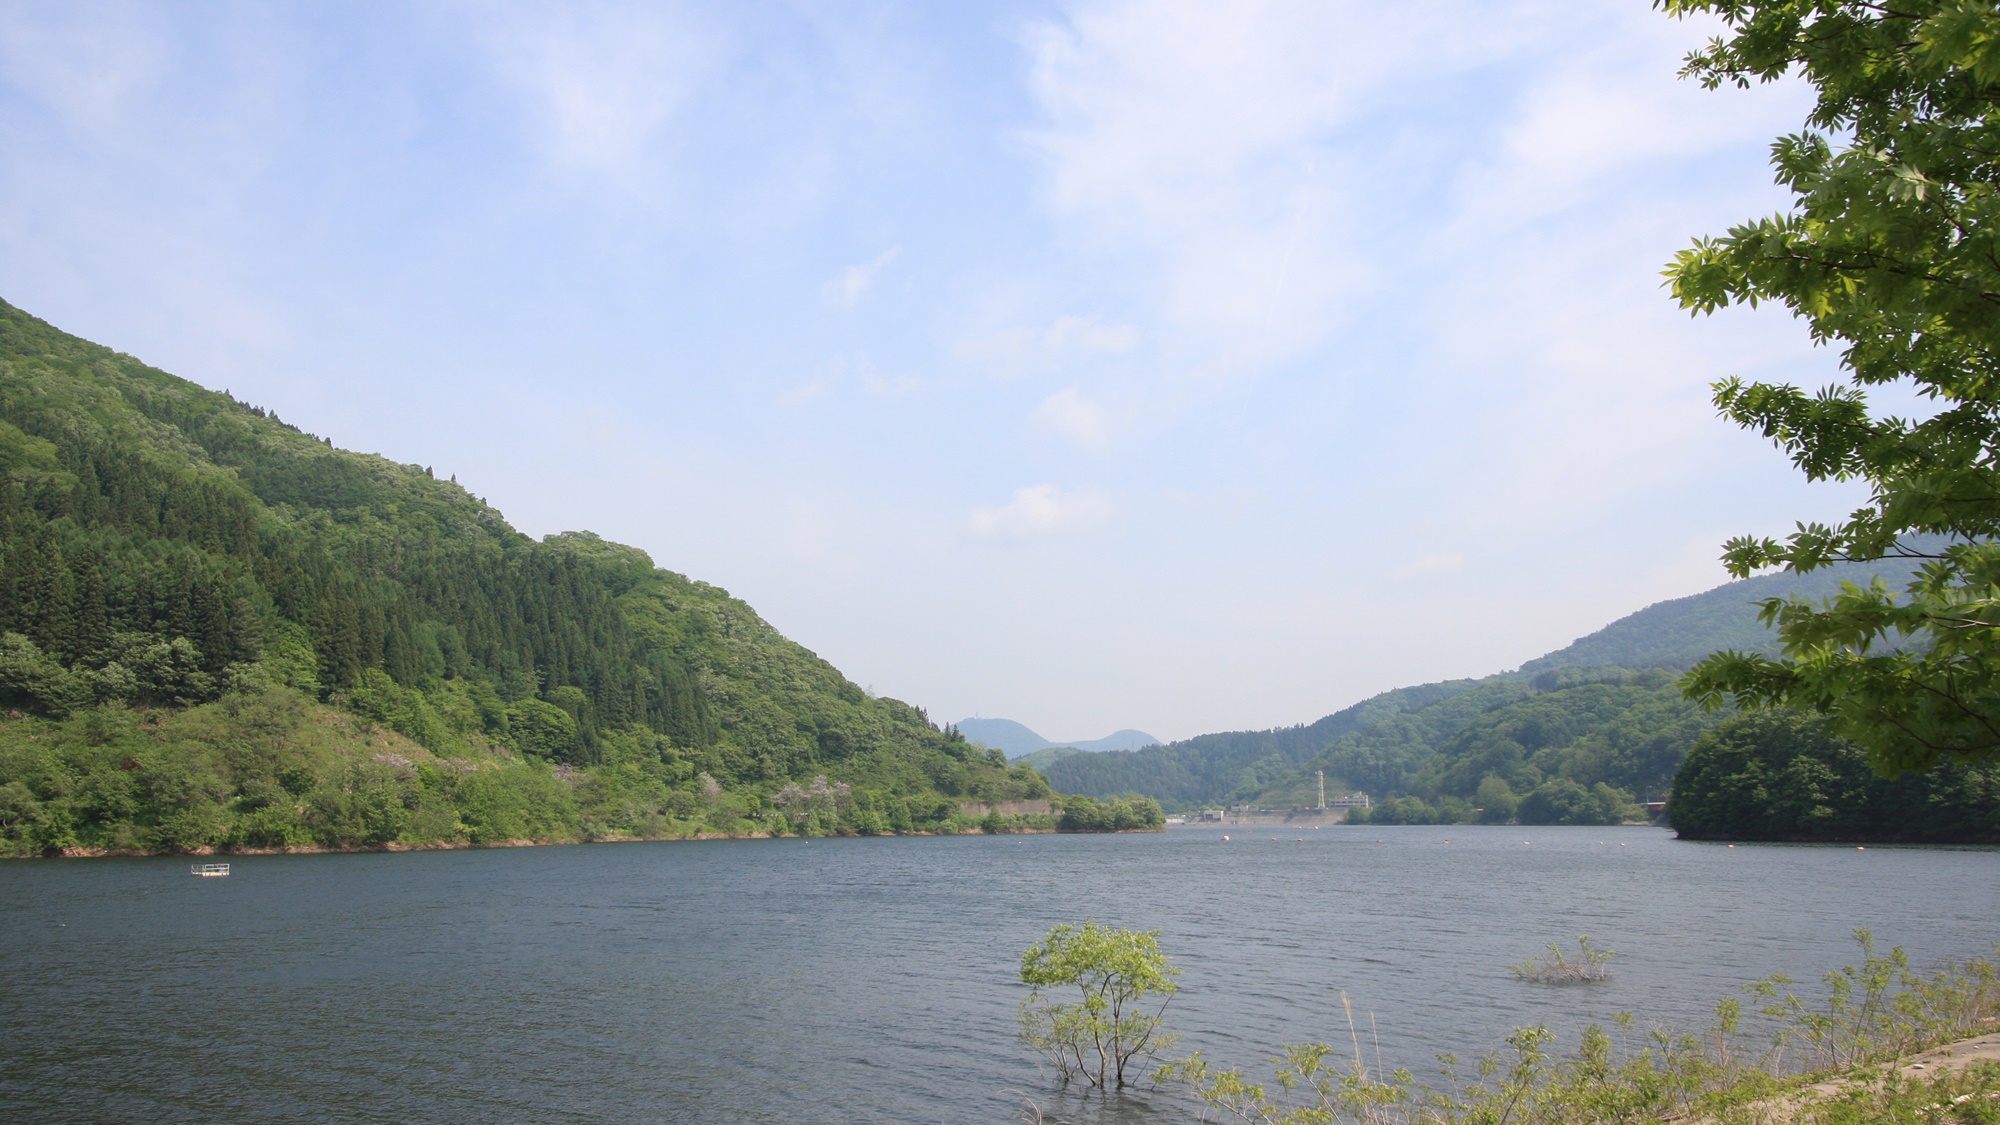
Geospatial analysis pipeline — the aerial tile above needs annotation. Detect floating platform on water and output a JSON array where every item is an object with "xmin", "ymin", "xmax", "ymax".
[{"xmin": 188, "ymin": 863, "xmax": 231, "ymax": 877}]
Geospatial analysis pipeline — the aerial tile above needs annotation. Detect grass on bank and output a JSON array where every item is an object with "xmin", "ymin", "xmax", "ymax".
[{"xmin": 1156, "ymin": 931, "xmax": 2000, "ymax": 1125}]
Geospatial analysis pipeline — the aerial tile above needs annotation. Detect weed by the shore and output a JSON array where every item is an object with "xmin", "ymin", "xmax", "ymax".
[
  {"xmin": 1160, "ymin": 931, "xmax": 2000, "ymax": 1125},
  {"xmin": 1743, "ymin": 929, "xmax": 2000, "ymax": 1074}
]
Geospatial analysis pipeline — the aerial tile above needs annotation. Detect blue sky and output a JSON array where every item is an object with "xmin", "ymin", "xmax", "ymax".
[{"xmin": 0, "ymin": 1, "xmax": 1863, "ymax": 742}]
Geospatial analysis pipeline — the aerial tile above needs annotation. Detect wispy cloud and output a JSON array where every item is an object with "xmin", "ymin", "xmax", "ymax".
[
  {"xmin": 1442, "ymin": 10, "xmax": 1801, "ymax": 239},
  {"xmin": 1032, "ymin": 385, "xmax": 1108, "ymax": 450},
  {"xmin": 821, "ymin": 353, "xmax": 921, "ymax": 399},
  {"xmin": 1044, "ymin": 312, "xmax": 1137, "ymax": 355},
  {"xmin": 862, "ymin": 373, "xmax": 921, "ymax": 398},
  {"xmin": 1014, "ymin": 0, "xmax": 1496, "ymax": 375},
  {"xmin": 467, "ymin": 1, "xmax": 725, "ymax": 171},
  {"xmin": 778, "ymin": 381, "xmax": 827, "ymax": 406},
  {"xmin": 823, "ymin": 246, "xmax": 901, "ymax": 306},
  {"xmin": 968, "ymin": 484, "xmax": 1111, "ymax": 540},
  {"xmin": 0, "ymin": 3, "xmax": 171, "ymax": 129},
  {"xmin": 957, "ymin": 312, "xmax": 1140, "ymax": 378}
]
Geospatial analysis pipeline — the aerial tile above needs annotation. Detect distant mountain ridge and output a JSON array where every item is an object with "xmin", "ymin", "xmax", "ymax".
[
  {"xmin": 1521, "ymin": 557, "xmax": 1924, "ymax": 674},
  {"xmin": 955, "ymin": 717, "xmax": 1161, "ymax": 757},
  {"xmin": 1039, "ymin": 556, "xmax": 1927, "ymax": 810}
]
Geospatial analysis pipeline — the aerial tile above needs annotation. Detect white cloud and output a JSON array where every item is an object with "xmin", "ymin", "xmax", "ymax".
[
  {"xmin": 822, "ymin": 353, "xmax": 920, "ymax": 398},
  {"xmin": 862, "ymin": 373, "xmax": 921, "ymax": 398},
  {"xmin": 823, "ymin": 246, "xmax": 901, "ymax": 306},
  {"xmin": 1014, "ymin": 0, "xmax": 1500, "ymax": 374},
  {"xmin": 957, "ymin": 312, "xmax": 1140, "ymax": 377},
  {"xmin": 968, "ymin": 484, "xmax": 1112, "ymax": 540},
  {"xmin": 1383, "ymin": 12, "xmax": 1818, "ymax": 540},
  {"xmin": 1044, "ymin": 312, "xmax": 1138, "ymax": 355},
  {"xmin": 1032, "ymin": 385, "xmax": 1108, "ymax": 450},
  {"xmin": 1443, "ymin": 9, "xmax": 1806, "ymax": 239},
  {"xmin": 467, "ymin": 1, "xmax": 724, "ymax": 170},
  {"xmin": 779, "ymin": 381, "xmax": 827, "ymax": 406}
]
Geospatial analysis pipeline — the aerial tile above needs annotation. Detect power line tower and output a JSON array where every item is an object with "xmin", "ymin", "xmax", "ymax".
[{"xmin": 1317, "ymin": 770, "xmax": 1326, "ymax": 810}]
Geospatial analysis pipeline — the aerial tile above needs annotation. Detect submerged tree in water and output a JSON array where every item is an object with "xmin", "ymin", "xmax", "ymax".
[{"xmin": 1018, "ymin": 921, "xmax": 1179, "ymax": 1089}]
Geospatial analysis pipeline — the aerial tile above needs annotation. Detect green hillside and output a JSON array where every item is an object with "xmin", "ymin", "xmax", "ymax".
[
  {"xmin": 1341, "ymin": 667, "xmax": 1721, "ymax": 824},
  {"xmin": 0, "ymin": 300, "xmax": 1055, "ymax": 855},
  {"xmin": 1041, "ymin": 679, "xmax": 1475, "ymax": 807},
  {"xmin": 1008, "ymin": 744, "xmax": 1089, "ymax": 776},
  {"xmin": 1520, "ymin": 556, "xmax": 1922, "ymax": 674},
  {"xmin": 1044, "ymin": 557, "xmax": 1924, "ymax": 817}
]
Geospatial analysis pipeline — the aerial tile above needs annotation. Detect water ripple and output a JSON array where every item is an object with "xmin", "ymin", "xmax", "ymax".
[{"xmin": 1, "ymin": 827, "xmax": 1995, "ymax": 1123}]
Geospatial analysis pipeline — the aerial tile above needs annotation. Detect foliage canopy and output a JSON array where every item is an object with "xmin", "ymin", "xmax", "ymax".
[
  {"xmin": 1668, "ymin": 709, "xmax": 2000, "ymax": 840},
  {"xmin": 1663, "ymin": 0, "xmax": 2000, "ymax": 773}
]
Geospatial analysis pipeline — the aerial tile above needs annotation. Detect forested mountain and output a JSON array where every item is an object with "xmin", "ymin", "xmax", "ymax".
[
  {"xmin": 1520, "ymin": 556, "xmax": 1921, "ymax": 675},
  {"xmin": 1345, "ymin": 667, "xmax": 1723, "ymax": 824},
  {"xmin": 0, "ymin": 300, "xmax": 1052, "ymax": 855},
  {"xmin": 1042, "ymin": 679, "xmax": 1477, "ymax": 807},
  {"xmin": 1044, "ymin": 556, "xmax": 1923, "ymax": 816}
]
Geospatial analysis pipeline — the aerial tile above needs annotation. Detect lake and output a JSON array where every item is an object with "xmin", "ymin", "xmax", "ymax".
[{"xmin": 3, "ymin": 826, "xmax": 1996, "ymax": 1123}]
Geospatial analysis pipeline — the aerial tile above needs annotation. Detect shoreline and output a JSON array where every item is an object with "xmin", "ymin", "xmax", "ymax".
[
  {"xmin": 1674, "ymin": 829, "xmax": 2000, "ymax": 845},
  {"xmin": 10, "ymin": 824, "xmax": 1173, "ymax": 860},
  {"xmin": 1736, "ymin": 1026, "xmax": 2000, "ymax": 1123}
]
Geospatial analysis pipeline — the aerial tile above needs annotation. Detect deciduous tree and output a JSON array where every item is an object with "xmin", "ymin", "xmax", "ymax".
[
  {"xmin": 1018, "ymin": 921, "xmax": 1180, "ymax": 1089},
  {"xmin": 1665, "ymin": 0, "xmax": 2000, "ymax": 773}
]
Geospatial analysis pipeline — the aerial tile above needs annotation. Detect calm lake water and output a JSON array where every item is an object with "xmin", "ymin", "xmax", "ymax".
[{"xmin": 3, "ymin": 826, "xmax": 1996, "ymax": 1123}]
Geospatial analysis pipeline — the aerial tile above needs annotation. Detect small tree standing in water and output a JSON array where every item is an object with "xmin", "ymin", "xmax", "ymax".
[{"xmin": 1018, "ymin": 921, "xmax": 1180, "ymax": 1089}]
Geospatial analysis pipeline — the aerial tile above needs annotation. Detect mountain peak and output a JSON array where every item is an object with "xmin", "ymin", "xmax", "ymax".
[{"xmin": 956, "ymin": 718, "xmax": 1161, "ymax": 757}]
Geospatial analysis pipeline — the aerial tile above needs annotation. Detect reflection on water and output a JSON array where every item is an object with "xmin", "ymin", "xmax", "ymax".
[{"xmin": 2, "ymin": 827, "xmax": 1995, "ymax": 1123}]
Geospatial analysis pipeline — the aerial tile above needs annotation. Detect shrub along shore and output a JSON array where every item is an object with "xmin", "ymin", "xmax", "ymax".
[{"xmin": 0, "ymin": 685, "xmax": 1162, "ymax": 858}]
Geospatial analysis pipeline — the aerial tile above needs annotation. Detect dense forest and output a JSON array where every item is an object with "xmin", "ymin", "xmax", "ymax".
[
  {"xmin": 1039, "ymin": 679, "xmax": 1481, "ymax": 808},
  {"xmin": 0, "ymin": 300, "xmax": 1073, "ymax": 855},
  {"xmin": 1669, "ymin": 712, "xmax": 2000, "ymax": 843},
  {"xmin": 1344, "ymin": 668, "xmax": 1712, "ymax": 826}
]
